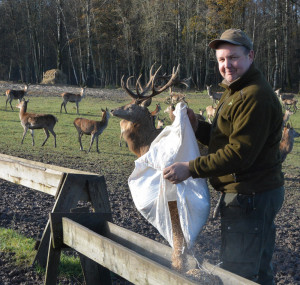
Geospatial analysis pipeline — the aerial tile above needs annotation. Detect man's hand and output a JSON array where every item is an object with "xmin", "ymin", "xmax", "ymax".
[
  {"xmin": 187, "ymin": 108, "xmax": 198, "ymax": 132},
  {"xmin": 163, "ymin": 162, "xmax": 191, "ymax": 184}
]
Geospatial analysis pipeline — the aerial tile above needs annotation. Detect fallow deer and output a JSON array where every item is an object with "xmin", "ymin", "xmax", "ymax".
[
  {"xmin": 275, "ymin": 88, "xmax": 295, "ymax": 100},
  {"xmin": 60, "ymin": 87, "xmax": 86, "ymax": 114},
  {"xmin": 5, "ymin": 84, "xmax": 29, "ymax": 111},
  {"xmin": 279, "ymin": 123, "xmax": 300, "ymax": 163},
  {"xmin": 195, "ymin": 109, "xmax": 206, "ymax": 121},
  {"xmin": 73, "ymin": 108, "xmax": 110, "ymax": 153},
  {"xmin": 111, "ymin": 63, "xmax": 188, "ymax": 271},
  {"xmin": 206, "ymin": 105, "xmax": 216, "ymax": 123},
  {"xmin": 16, "ymin": 99, "xmax": 58, "ymax": 147},
  {"xmin": 206, "ymin": 85, "xmax": 222, "ymax": 107}
]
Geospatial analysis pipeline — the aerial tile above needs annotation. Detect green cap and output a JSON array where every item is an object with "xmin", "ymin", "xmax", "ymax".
[{"xmin": 209, "ymin": 28, "xmax": 253, "ymax": 50}]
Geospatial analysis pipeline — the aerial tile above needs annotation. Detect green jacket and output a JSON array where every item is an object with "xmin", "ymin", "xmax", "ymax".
[{"xmin": 189, "ymin": 64, "xmax": 284, "ymax": 194}]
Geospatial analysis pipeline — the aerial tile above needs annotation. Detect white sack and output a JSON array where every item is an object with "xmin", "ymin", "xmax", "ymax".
[{"xmin": 128, "ymin": 102, "xmax": 210, "ymax": 249}]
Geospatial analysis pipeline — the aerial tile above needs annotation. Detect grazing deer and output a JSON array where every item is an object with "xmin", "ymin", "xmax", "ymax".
[
  {"xmin": 279, "ymin": 123, "xmax": 300, "ymax": 162},
  {"xmin": 206, "ymin": 105, "xmax": 216, "ymax": 123},
  {"xmin": 111, "ymin": 64, "xmax": 188, "ymax": 271},
  {"xmin": 5, "ymin": 84, "xmax": 29, "ymax": 110},
  {"xmin": 16, "ymin": 99, "xmax": 58, "ymax": 147},
  {"xmin": 206, "ymin": 85, "xmax": 222, "ymax": 107},
  {"xmin": 73, "ymin": 108, "xmax": 110, "ymax": 153},
  {"xmin": 60, "ymin": 87, "xmax": 86, "ymax": 114}
]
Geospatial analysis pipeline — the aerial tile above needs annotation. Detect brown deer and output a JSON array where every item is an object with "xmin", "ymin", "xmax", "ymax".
[
  {"xmin": 206, "ymin": 105, "xmax": 216, "ymax": 123},
  {"xmin": 206, "ymin": 85, "xmax": 222, "ymax": 107},
  {"xmin": 195, "ymin": 109, "xmax": 206, "ymax": 121},
  {"xmin": 16, "ymin": 99, "xmax": 58, "ymax": 147},
  {"xmin": 168, "ymin": 87, "xmax": 187, "ymax": 104},
  {"xmin": 73, "ymin": 108, "xmax": 110, "ymax": 153},
  {"xmin": 275, "ymin": 88, "xmax": 295, "ymax": 100},
  {"xmin": 279, "ymin": 123, "xmax": 300, "ymax": 163},
  {"xmin": 5, "ymin": 84, "xmax": 29, "ymax": 110},
  {"xmin": 60, "ymin": 87, "xmax": 86, "ymax": 114},
  {"xmin": 111, "ymin": 64, "xmax": 188, "ymax": 271}
]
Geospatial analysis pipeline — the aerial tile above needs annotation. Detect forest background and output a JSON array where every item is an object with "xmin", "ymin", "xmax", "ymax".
[{"xmin": 0, "ymin": 0, "xmax": 299, "ymax": 92}]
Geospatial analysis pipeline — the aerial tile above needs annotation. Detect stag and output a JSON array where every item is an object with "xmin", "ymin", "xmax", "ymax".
[
  {"xmin": 60, "ymin": 87, "xmax": 86, "ymax": 114},
  {"xmin": 5, "ymin": 84, "xmax": 29, "ymax": 110},
  {"xmin": 111, "ymin": 64, "xmax": 188, "ymax": 271},
  {"xmin": 16, "ymin": 99, "xmax": 58, "ymax": 147},
  {"xmin": 73, "ymin": 108, "xmax": 110, "ymax": 153}
]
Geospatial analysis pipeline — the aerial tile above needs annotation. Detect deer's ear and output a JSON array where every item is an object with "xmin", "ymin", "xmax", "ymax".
[{"xmin": 287, "ymin": 122, "xmax": 291, "ymax": 128}]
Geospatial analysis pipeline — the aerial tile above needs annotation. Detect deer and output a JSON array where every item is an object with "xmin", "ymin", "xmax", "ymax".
[
  {"xmin": 206, "ymin": 105, "xmax": 216, "ymax": 123},
  {"xmin": 60, "ymin": 87, "xmax": 86, "ymax": 114},
  {"xmin": 111, "ymin": 63, "xmax": 189, "ymax": 272},
  {"xmin": 164, "ymin": 104, "xmax": 176, "ymax": 122},
  {"xmin": 16, "ymin": 99, "xmax": 58, "ymax": 147},
  {"xmin": 282, "ymin": 109, "xmax": 294, "ymax": 126},
  {"xmin": 280, "ymin": 95, "xmax": 298, "ymax": 113},
  {"xmin": 5, "ymin": 84, "xmax": 29, "ymax": 111},
  {"xmin": 156, "ymin": 118, "xmax": 165, "ymax": 129},
  {"xmin": 195, "ymin": 109, "xmax": 206, "ymax": 121},
  {"xmin": 279, "ymin": 123, "xmax": 300, "ymax": 163},
  {"xmin": 206, "ymin": 85, "xmax": 222, "ymax": 107},
  {"xmin": 275, "ymin": 88, "xmax": 295, "ymax": 100},
  {"xmin": 73, "ymin": 108, "xmax": 110, "ymax": 153}
]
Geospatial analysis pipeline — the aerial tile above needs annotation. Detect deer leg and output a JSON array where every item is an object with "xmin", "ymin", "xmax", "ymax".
[
  {"xmin": 96, "ymin": 135, "xmax": 99, "ymax": 153},
  {"xmin": 76, "ymin": 102, "xmax": 79, "ymax": 115},
  {"xmin": 168, "ymin": 201, "xmax": 186, "ymax": 272},
  {"xmin": 42, "ymin": 129, "xmax": 50, "ymax": 146},
  {"xmin": 78, "ymin": 132, "xmax": 84, "ymax": 151},
  {"xmin": 88, "ymin": 134, "xmax": 95, "ymax": 153},
  {"xmin": 9, "ymin": 99, "xmax": 14, "ymax": 111},
  {"xmin": 21, "ymin": 127, "xmax": 29, "ymax": 144},
  {"xmin": 30, "ymin": 129, "xmax": 35, "ymax": 146},
  {"xmin": 49, "ymin": 128, "xmax": 57, "ymax": 148}
]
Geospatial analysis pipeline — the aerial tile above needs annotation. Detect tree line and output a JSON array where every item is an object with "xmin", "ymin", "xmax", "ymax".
[{"xmin": 0, "ymin": 0, "xmax": 299, "ymax": 92}]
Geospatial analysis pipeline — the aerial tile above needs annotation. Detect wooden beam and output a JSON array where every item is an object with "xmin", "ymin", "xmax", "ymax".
[{"xmin": 62, "ymin": 218, "xmax": 199, "ymax": 285}]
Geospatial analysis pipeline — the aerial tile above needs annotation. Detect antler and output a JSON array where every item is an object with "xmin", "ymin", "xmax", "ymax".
[{"xmin": 121, "ymin": 63, "xmax": 180, "ymax": 105}]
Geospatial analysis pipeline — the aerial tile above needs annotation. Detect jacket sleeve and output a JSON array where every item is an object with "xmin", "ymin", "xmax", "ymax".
[{"xmin": 195, "ymin": 120, "xmax": 211, "ymax": 146}]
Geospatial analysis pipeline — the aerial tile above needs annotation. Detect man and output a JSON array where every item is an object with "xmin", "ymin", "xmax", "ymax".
[{"xmin": 163, "ymin": 29, "xmax": 284, "ymax": 284}]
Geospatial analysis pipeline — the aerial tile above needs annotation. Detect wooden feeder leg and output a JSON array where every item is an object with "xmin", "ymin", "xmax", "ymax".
[
  {"xmin": 44, "ymin": 236, "xmax": 61, "ymax": 285},
  {"xmin": 79, "ymin": 253, "xmax": 112, "ymax": 285}
]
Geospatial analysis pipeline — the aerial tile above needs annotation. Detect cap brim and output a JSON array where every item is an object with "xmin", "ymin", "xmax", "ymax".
[{"xmin": 209, "ymin": 39, "xmax": 244, "ymax": 49}]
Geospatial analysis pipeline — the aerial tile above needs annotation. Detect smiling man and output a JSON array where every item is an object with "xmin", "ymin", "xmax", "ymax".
[{"xmin": 163, "ymin": 29, "xmax": 284, "ymax": 284}]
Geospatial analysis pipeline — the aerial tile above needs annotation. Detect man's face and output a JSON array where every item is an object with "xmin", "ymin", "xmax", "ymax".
[{"xmin": 216, "ymin": 43, "xmax": 254, "ymax": 83}]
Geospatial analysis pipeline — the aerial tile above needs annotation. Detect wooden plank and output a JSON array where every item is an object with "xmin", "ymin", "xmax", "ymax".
[
  {"xmin": 0, "ymin": 155, "xmax": 64, "ymax": 196},
  {"xmin": 50, "ymin": 212, "xmax": 111, "ymax": 248},
  {"xmin": 62, "ymin": 218, "xmax": 199, "ymax": 285}
]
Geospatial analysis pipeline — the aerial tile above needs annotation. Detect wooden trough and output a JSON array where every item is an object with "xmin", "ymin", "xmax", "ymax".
[{"xmin": 0, "ymin": 153, "xmax": 258, "ymax": 285}]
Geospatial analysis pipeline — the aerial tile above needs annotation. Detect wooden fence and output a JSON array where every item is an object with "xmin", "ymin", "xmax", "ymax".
[{"xmin": 0, "ymin": 153, "xmax": 258, "ymax": 285}]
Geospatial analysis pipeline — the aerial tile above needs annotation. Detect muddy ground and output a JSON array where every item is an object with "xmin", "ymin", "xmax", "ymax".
[{"xmin": 0, "ymin": 83, "xmax": 299, "ymax": 284}]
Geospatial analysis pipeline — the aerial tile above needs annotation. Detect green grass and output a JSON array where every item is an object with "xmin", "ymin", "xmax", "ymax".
[{"xmin": 0, "ymin": 227, "xmax": 82, "ymax": 279}]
